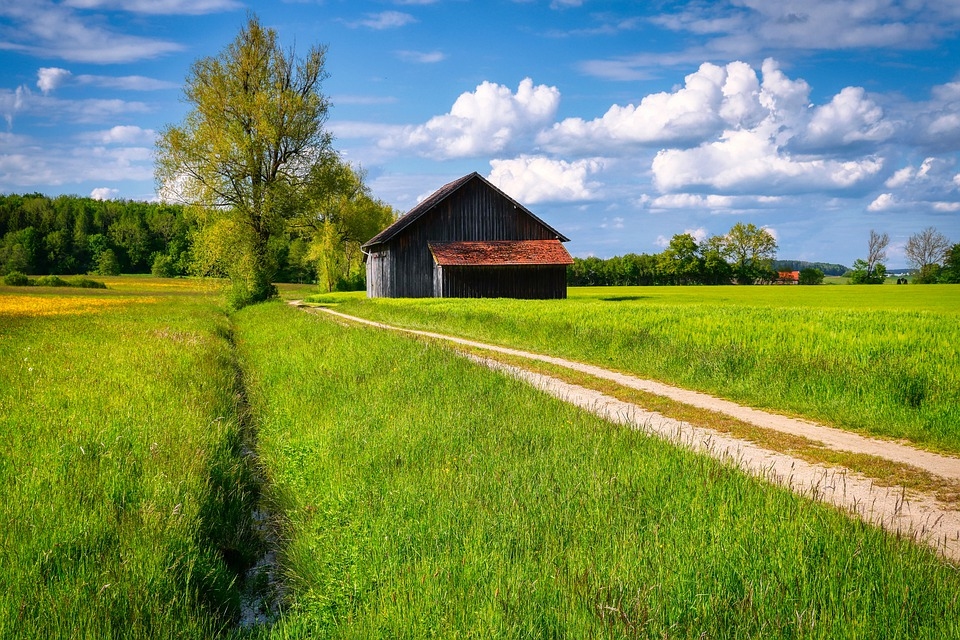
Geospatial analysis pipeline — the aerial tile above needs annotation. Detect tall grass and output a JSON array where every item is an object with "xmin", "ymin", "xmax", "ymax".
[
  {"xmin": 0, "ymin": 283, "xmax": 259, "ymax": 637},
  {"xmin": 314, "ymin": 285, "xmax": 960, "ymax": 453},
  {"xmin": 233, "ymin": 302, "xmax": 960, "ymax": 638}
]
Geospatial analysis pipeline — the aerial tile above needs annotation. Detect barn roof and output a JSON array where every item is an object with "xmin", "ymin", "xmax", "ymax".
[
  {"xmin": 362, "ymin": 172, "xmax": 569, "ymax": 248},
  {"xmin": 429, "ymin": 240, "xmax": 574, "ymax": 267}
]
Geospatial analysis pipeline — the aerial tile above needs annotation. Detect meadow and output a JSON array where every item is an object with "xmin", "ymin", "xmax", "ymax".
[
  {"xmin": 4, "ymin": 278, "xmax": 960, "ymax": 638},
  {"xmin": 233, "ymin": 301, "xmax": 960, "ymax": 638},
  {"xmin": 0, "ymin": 278, "xmax": 258, "ymax": 637},
  {"xmin": 311, "ymin": 285, "xmax": 960, "ymax": 454}
]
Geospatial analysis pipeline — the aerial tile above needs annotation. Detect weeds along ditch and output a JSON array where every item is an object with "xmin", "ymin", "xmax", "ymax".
[
  {"xmin": 317, "ymin": 285, "xmax": 960, "ymax": 454},
  {"xmin": 232, "ymin": 301, "xmax": 960, "ymax": 638},
  {"xmin": 0, "ymin": 280, "xmax": 262, "ymax": 638}
]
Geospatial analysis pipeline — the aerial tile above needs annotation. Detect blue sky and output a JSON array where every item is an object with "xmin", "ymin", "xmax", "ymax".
[{"xmin": 1, "ymin": 0, "xmax": 959, "ymax": 266}]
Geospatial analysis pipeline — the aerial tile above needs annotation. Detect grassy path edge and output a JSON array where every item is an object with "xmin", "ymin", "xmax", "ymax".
[{"xmin": 298, "ymin": 302, "xmax": 960, "ymax": 564}]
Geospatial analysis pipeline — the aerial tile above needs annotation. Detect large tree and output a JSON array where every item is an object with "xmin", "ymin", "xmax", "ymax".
[
  {"xmin": 850, "ymin": 229, "xmax": 889, "ymax": 284},
  {"xmin": 717, "ymin": 222, "xmax": 778, "ymax": 284},
  {"xmin": 156, "ymin": 15, "xmax": 332, "ymax": 306},
  {"xmin": 904, "ymin": 226, "xmax": 951, "ymax": 283}
]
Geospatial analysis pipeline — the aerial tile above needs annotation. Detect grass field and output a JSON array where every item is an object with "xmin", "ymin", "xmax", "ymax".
[
  {"xmin": 4, "ymin": 278, "xmax": 960, "ymax": 638},
  {"xmin": 309, "ymin": 285, "xmax": 960, "ymax": 454},
  {"xmin": 0, "ymin": 278, "xmax": 258, "ymax": 638},
  {"xmin": 233, "ymin": 301, "xmax": 960, "ymax": 638}
]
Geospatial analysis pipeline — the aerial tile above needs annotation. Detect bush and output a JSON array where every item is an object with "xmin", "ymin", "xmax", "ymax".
[
  {"xmin": 70, "ymin": 277, "xmax": 107, "ymax": 289},
  {"xmin": 33, "ymin": 275, "xmax": 70, "ymax": 287},
  {"xmin": 3, "ymin": 271, "xmax": 30, "ymax": 286},
  {"xmin": 798, "ymin": 268, "xmax": 824, "ymax": 285},
  {"xmin": 151, "ymin": 253, "xmax": 178, "ymax": 278},
  {"xmin": 95, "ymin": 249, "xmax": 121, "ymax": 276}
]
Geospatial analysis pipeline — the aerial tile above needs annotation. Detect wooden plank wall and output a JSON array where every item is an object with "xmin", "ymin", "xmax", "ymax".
[
  {"xmin": 371, "ymin": 179, "xmax": 561, "ymax": 298},
  {"xmin": 435, "ymin": 265, "xmax": 568, "ymax": 299}
]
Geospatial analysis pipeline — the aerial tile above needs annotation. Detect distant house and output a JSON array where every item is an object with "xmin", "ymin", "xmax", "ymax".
[
  {"xmin": 777, "ymin": 270, "xmax": 800, "ymax": 284},
  {"xmin": 362, "ymin": 172, "xmax": 572, "ymax": 299}
]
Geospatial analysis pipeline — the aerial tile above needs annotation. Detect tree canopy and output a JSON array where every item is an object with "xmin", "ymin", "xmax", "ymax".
[{"xmin": 155, "ymin": 15, "xmax": 393, "ymax": 306}]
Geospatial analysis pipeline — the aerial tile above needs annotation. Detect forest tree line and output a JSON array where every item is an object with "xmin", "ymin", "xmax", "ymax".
[{"xmin": 0, "ymin": 183, "xmax": 396, "ymax": 291}]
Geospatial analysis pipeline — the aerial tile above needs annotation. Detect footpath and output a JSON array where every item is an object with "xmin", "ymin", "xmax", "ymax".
[{"xmin": 295, "ymin": 302, "xmax": 960, "ymax": 564}]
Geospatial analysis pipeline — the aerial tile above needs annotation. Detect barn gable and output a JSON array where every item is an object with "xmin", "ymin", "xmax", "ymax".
[{"xmin": 363, "ymin": 172, "xmax": 572, "ymax": 298}]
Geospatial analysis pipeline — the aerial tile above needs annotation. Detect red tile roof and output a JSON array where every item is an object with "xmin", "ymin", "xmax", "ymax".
[{"xmin": 429, "ymin": 240, "xmax": 573, "ymax": 267}]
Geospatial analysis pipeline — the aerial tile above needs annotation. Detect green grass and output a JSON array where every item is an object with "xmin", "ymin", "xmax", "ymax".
[
  {"xmin": 233, "ymin": 302, "xmax": 960, "ymax": 639},
  {"xmin": 309, "ymin": 285, "xmax": 960, "ymax": 454},
  {"xmin": 0, "ymin": 281, "xmax": 259, "ymax": 638}
]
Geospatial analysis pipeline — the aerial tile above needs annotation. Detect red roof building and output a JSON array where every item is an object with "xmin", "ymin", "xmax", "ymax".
[{"xmin": 362, "ymin": 173, "xmax": 572, "ymax": 299}]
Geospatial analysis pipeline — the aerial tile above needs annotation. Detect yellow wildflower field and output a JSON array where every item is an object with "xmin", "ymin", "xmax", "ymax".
[{"xmin": 0, "ymin": 293, "xmax": 158, "ymax": 318}]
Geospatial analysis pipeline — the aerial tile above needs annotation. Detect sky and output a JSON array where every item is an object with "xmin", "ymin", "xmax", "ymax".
[{"xmin": 1, "ymin": 1, "xmax": 959, "ymax": 266}]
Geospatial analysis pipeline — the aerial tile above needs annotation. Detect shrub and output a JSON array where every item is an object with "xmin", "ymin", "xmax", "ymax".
[
  {"xmin": 151, "ymin": 253, "xmax": 178, "ymax": 278},
  {"xmin": 798, "ymin": 268, "xmax": 824, "ymax": 285},
  {"xmin": 2, "ymin": 271, "xmax": 30, "ymax": 286},
  {"xmin": 33, "ymin": 275, "xmax": 70, "ymax": 287},
  {"xmin": 70, "ymin": 277, "xmax": 108, "ymax": 289},
  {"xmin": 95, "ymin": 249, "xmax": 121, "ymax": 276}
]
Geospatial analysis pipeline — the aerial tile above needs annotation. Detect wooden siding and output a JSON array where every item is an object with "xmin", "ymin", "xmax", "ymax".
[
  {"xmin": 374, "ymin": 178, "xmax": 562, "ymax": 297},
  {"xmin": 434, "ymin": 264, "xmax": 568, "ymax": 299}
]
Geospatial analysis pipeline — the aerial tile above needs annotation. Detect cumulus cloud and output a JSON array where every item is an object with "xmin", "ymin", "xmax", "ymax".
[
  {"xmin": 380, "ymin": 78, "xmax": 560, "ymax": 159},
  {"xmin": 652, "ymin": 129, "xmax": 884, "ymax": 194},
  {"xmin": 869, "ymin": 157, "xmax": 960, "ymax": 213},
  {"xmin": 487, "ymin": 155, "xmax": 604, "ymax": 204},
  {"xmin": 540, "ymin": 59, "xmax": 814, "ymax": 155},
  {"xmin": 801, "ymin": 86, "xmax": 895, "ymax": 150},
  {"xmin": 37, "ymin": 68, "xmax": 72, "ymax": 94},
  {"xmin": 90, "ymin": 187, "xmax": 119, "ymax": 200},
  {"xmin": 540, "ymin": 62, "xmax": 760, "ymax": 153}
]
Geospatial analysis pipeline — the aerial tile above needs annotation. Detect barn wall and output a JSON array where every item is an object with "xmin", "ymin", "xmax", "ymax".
[
  {"xmin": 365, "ymin": 247, "xmax": 394, "ymax": 298},
  {"xmin": 435, "ymin": 265, "xmax": 568, "ymax": 299},
  {"xmin": 377, "ymin": 179, "xmax": 562, "ymax": 298}
]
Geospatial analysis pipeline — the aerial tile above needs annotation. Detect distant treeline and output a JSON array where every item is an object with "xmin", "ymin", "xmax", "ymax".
[
  {"xmin": 0, "ymin": 193, "xmax": 193, "ymax": 277},
  {"xmin": 772, "ymin": 260, "xmax": 848, "ymax": 276},
  {"xmin": 567, "ymin": 224, "xmax": 786, "ymax": 286},
  {"xmin": 0, "ymin": 193, "xmax": 383, "ymax": 287}
]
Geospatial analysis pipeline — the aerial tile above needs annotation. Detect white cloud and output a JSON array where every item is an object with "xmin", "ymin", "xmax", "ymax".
[
  {"xmin": 539, "ymin": 62, "xmax": 737, "ymax": 152},
  {"xmin": 867, "ymin": 193, "xmax": 897, "ymax": 211},
  {"xmin": 487, "ymin": 155, "xmax": 604, "ymax": 204},
  {"xmin": 932, "ymin": 201, "xmax": 960, "ymax": 212},
  {"xmin": 802, "ymin": 86, "xmax": 894, "ymax": 149},
  {"xmin": 885, "ymin": 166, "xmax": 914, "ymax": 188},
  {"xmin": 90, "ymin": 187, "xmax": 119, "ymax": 200},
  {"xmin": 37, "ymin": 68, "xmax": 72, "ymax": 94},
  {"xmin": 84, "ymin": 125, "xmax": 156, "ymax": 145},
  {"xmin": 652, "ymin": 128, "xmax": 884, "ymax": 194},
  {"xmin": 582, "ymin": 1, "xmax": 956, "ymax": 80},
  {"xmin": 686, "ymin": 227, "xmax": 709, "ymax": 243},
  {"xmin": 36, "ymin": 67, "xmax": 176, "ymax": 94},
  {"xmin": 0, "ymin": 2, "xmax": 183, "ymax": 63},
  {"xmin": 352, "ymin": 11, "xmax": 416, "ymax": 29},
  {"xmin": 380, "ymin": 78, "xmax": 560, "ymax": 159},
  {"xmin": 540, "ymin": 59, "xmax": 814, "ymax": 156},
  {"xmin": 62, "ymin": 0, "xmax": 241, "ymax": 14},
  {"xmin": 395, "ymin": 50, "xmax": 446, "ymax": 64}
]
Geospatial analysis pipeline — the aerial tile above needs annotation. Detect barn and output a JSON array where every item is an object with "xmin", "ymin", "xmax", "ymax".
[{"xmin": 362, "ymin": 172, "xmax": 573, "ymax": 299}]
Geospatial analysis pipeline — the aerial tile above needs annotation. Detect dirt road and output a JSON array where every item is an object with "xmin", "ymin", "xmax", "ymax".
[{"xmin": 297, "ymin": 303, "xmax": 960, "ymax": 563}]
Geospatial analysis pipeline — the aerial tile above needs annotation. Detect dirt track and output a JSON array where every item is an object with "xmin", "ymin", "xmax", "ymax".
[{"xmin": 297, "ymin": 303, "xmax": 960, "ymax": 563}]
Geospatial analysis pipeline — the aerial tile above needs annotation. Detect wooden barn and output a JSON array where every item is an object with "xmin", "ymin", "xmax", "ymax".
[{"xmin": 362, "ymin": 172, "xmax": 573, "ymax": 299}]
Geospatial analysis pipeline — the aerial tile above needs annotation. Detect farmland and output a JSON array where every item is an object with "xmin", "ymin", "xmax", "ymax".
[
  {"xmin": 314, "ymin": 284, "xmax": 960, "ymax": 454},
  {"xmin": 2, "ymin": 279, "xmax": 960, "ymax": 638}
]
